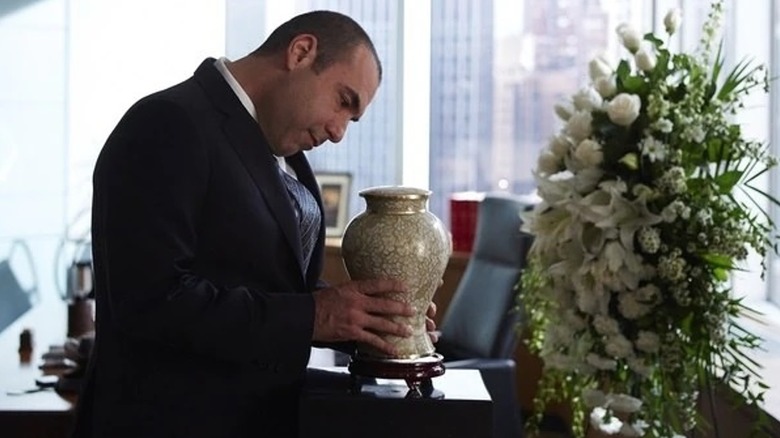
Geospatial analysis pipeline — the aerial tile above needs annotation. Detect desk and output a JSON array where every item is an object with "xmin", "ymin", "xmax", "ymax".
[
  {"xmin": 300, "ymin": 368, "xmax": 493, "ymax": 438},
  {"xmin": 0, "ymin": 367, "xmax": 492, "ymax": 438},
  {"xmin": 0, "ymin": 361, "xmax": 76, "ymax": 438}
]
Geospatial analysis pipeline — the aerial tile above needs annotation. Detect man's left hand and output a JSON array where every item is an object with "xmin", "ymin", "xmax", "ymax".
[{"xmin": 426, "ymin": 301, "xmax": 439, "ymax": 344}]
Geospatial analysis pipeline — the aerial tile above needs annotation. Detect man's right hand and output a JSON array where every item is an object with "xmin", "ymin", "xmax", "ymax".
[{"xmin": 311, "ymin": 279, "xmax": 414, "ymax": 356}]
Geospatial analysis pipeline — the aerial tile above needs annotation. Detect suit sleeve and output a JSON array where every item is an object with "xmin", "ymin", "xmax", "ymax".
[{"xmin": 92, "ymin": 98, "xmax": 314, "ymax": 368}]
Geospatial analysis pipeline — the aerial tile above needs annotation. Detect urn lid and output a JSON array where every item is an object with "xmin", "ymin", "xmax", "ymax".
[
  {"xmin": 358, "ymin": 186, "xmax": 431, "ymax": 199},
  {"xmin": 358, "ymin": 186, "xmax": 431, "ymax": 214}
]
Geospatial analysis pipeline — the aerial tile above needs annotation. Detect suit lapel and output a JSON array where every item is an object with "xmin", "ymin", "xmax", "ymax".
[{"xmin": 192, "ymin": 59, "xmax": 305, "ymax": 278}]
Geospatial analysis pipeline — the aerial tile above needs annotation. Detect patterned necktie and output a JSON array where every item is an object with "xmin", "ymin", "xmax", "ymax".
[{"xmin": 278, "ymin": 165, "xmax": 321, "ymax": 271}]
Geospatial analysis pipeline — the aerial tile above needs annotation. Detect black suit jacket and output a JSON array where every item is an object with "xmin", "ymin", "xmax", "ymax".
[{"xmin": 73, "ymin": 59, "xmax": 327, "ymax": 438}]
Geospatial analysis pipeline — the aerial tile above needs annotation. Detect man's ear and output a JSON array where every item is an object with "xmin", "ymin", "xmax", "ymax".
[{"xmin": 287, "ymin": 34, "xmax": 318, "ymax": 70}]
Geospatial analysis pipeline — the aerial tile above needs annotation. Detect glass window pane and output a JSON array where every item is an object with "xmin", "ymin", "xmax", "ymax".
[{"xmin": 428, "ymin": 0, "xmax": 651, "ymax": 225}]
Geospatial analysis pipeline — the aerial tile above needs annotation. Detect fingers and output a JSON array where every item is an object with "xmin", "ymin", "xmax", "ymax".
[
  {"xmin": 311, "ymin": 280, "xmax": 415, "ymax": 354},
  {"xmin": 354, "ymin": 279, "xmax": 414, "ymax": 316},
  {"xmin": 426, "ymin": 311, "xmax": 438, "ymax": 344},
  {"xmin": 362, "ymin": 312, "xmax": 413, "ymax": 338},
  {"xmin": 351, "ymin": 315, "xmax": 411, "ymax": 356},
  {"xmin": 355, "ymin": 278, "xmax": 407, "ymax": 296},
  {"xmin": 363, "ymin": 295, "xmax": 414, "ymax": 317},
  {"xmin": 426, "ymin": 301, "xmax": 437, "ymax": 318},
  {"xmin": 425, "ymin": 316, "xmax": 437, "ymax": 333}
]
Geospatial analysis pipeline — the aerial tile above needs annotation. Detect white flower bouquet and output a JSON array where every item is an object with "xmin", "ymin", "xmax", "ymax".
[{"xmin": 522, "ymin": 2, "xmax": 776, "ymax": 437}]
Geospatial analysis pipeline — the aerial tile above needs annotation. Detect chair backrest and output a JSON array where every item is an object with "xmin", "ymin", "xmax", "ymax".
[
  {"xmin": 438, "ymin": 194, "xmax": 534, "ymax": 360},
  {"xmin": 0, "ymin": 239, "xmax": 38, "ymax": 333}
]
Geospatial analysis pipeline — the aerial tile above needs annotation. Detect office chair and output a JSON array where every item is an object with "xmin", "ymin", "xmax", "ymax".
[
  {"xmin": 436, "ymin": 193, "xmax": 535, "ymax": 438},
  {"xmin": 0, "ymin": 239, "xmax": 38, "ymax": 333}
]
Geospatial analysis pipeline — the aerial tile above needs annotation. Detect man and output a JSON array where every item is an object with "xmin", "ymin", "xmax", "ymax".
[{"xmin": 73, "ymin": 10, "xmax": 433, "ymax": 438}]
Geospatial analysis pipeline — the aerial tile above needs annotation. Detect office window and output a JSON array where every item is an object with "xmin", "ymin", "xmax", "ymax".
[{"xmin": 428, "ymin": 0, "xmax": 649, "ymax": 225}]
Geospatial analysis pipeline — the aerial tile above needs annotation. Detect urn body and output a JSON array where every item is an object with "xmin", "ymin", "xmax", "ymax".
[{"xmin": 341, "ymin": 186, "xmax": 451, "ymax": 359}]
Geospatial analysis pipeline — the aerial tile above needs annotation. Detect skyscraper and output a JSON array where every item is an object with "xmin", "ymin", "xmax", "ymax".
[
  {"xmin": 493, "ymin": 0, "xmax": 613, "ymax": 194},
  {"xmin": 429, "ymin": 0, "xmax": 495, "ymax": 222}
]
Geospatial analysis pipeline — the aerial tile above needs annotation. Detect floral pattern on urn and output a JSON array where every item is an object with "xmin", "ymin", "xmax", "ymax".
[{"xmin": 341, "ymin": 186, "xmax": 451, "ymax": 360}]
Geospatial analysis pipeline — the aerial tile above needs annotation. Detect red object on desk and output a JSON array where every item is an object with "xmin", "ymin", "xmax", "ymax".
[{"xmin": 449, "ymin": 192, "xmax": 484, "ymax": 253}]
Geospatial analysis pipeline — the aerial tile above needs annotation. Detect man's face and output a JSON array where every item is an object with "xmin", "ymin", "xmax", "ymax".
[{"xmin": 266, "ymin": 42, "xmax": 380, "ymax": 157}]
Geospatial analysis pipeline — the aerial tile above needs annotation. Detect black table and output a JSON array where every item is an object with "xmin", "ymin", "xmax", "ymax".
[{"xmin": 300, "ymin": 367, "xmax": 493, "ymax": 438}]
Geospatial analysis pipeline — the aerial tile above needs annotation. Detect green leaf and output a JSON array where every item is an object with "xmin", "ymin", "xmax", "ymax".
[
  {"xmin": 616, "ymin": 60, "xmax": 631, "ymax": 85},
  {"xmin": 718, "ymin": 58, "xmax": 761, "ymax": 101},
  {"xmin": 707, "ymin": 138, "xmax": 726, "ymax": 162},
  {"xmin": 655, "ymin": 50, "xmax": 670, "ymax": 77},
  {"xmin": 644, "ymin": 32, "xmax": 665, "ymax": 48},
  {"xmin": 715, "ymin": 170, "xmax": 743, "ymax": 193},
  {"xmin": 745, "ymin": 183, "xmax": 780, "ymax": 208},
  {"xmin": 700, "ymin": 252, "xmax": 737, "ymax": 270},
  {"xmin": 714, "ymin": 268, "xmax": 730, "ymax": 281},
  {"xmin": 623, "ymin": 76, "xmax": 646, "ymax": 94},
  {"xmin": 709, "ymin": 40, "xmax": 725, "ymax": 99},
  {"xmin": 619, "ymin": 152, "xmax": 639, "ymax": 170}
]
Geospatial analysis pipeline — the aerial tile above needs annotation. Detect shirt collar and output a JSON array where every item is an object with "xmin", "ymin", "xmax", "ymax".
[
  {"xmin": 213, "ymin": 57, "xmax": 257, "ymax": 121},
  {"xmin": 213, "ymin": 57, "xmax": 288, "ymax": 170}
]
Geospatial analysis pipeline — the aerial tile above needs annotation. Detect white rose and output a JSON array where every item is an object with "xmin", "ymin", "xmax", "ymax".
[
  {"xmin": 636, "ymin": 284, "xmax": 661, "ymax": 304},
  {"xmin": 636, "ymin": 331, "xmax": 660, "ymax": 353},
  {"xmin": 537, "ymin": 151, "xmax": 560, "ymax": 175},
  {"xmin": 621, "ymin": 419, "xmax": 649, "ymax": 438},
  {"xmin": 664, "ymin": 8, "xmax": 682, "ymax": 35},
  {"xmin": 590, "ymin": 407, "xmax": 623, "ymax": 435},
  {"xmin": 572, "ymin": 87, "xmax": 603, "ymax": 111},
  {"xmin": 554, "ymin": 102, "xmax": 574, "ymax": 121},
  {"xmin": 586, "ymin": 353, "xmax": 617, "ymax": 371},
  {"xmin": 594, "ymin": 76, "xmax": 617, "ymax": 98},
  {"xmin": 605, "ymin": 335, "xmax": 634, "ymax": 358},
  {"xmin": 618, "ymin": 292, "xmax": 650, "ymax": 319},
  {"xmin": 616, "ymin": 23, "xmax": 642, "ymax": 53},
  {"xmin": 588, "ymin": 56, "xmax": 612, "ymax": 81},
  {"xmin": 593, "ymin": 315, "xmax": 620, "ymax": 335},
  {"xmin": 563, "ymin": 308, "xmax": 587, "ymax": 331},
  {"xmin": 635, "ymin": 47, "xmax": 656, "ymax": 72},
  {"xmin": 565, "ymin": 110, "xmax": 593, "ymax": 141},
  {"xmin": 583, "ymin": 388, "xmax": 607, "ymax": 408},
  {"xmin": 549, "ymin": 134, "xmax": 571, "ymax": 158},
  {"xmin": 628, "ymin": 357, "xmax": 653, "ymax": 378},
  {"xmin": 608, "ymin": 393, "xmax": 643, "ymax": 413},
  {"xmin": 606, "ymin": 93, "xmax": 641, "ymax": 126},
  {"xmin": 574, "ymin": 139, "xmax": 603, "ymax": 167}
]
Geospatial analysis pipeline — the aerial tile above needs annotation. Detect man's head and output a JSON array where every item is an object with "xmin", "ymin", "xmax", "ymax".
[
  {"xmin": 252, "ymin": 10, "xmax": 382, "ymax": 83},
  {"xmin": 238, "ymin": 10, "xmax": 382, "ymax": 157}
]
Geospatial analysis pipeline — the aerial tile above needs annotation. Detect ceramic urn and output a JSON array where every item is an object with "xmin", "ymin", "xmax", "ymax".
[{"xmin": 341, "ymin": 186, "xmax": 451, "ymax": 360}]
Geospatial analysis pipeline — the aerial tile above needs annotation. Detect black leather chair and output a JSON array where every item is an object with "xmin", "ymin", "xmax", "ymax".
[{"xmin": 436, "ymin": 193, "xmax": 535, "ymax": 438}]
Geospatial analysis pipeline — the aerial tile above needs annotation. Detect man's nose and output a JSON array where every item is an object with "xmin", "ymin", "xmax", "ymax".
[{"xmin": 326, "ymin": 117, "xmax": 348, "ymax": 143}]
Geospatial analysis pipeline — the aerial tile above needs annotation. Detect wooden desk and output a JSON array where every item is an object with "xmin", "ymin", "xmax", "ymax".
[{"xmin": 0, "ymin": 361, "xmax": 76, "ymax": 438}]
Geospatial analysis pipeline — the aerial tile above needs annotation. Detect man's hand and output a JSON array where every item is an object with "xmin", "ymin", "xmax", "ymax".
[
  {"xmin": 426, "ymin": 301, "xmax": 439, "ymax": 344},
  {"xmin": 311, "ymin": 279, "xmax": 414, "ymax": 356},
  {"xmin": 426, "ymin": 278, "xmax": 444, "ymax": 343}
]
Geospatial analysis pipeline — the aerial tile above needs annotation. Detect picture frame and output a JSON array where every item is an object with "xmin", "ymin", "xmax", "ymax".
[{"xmin": 315, "ymin": 172, "xmax": 351, "ymax": 237}]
